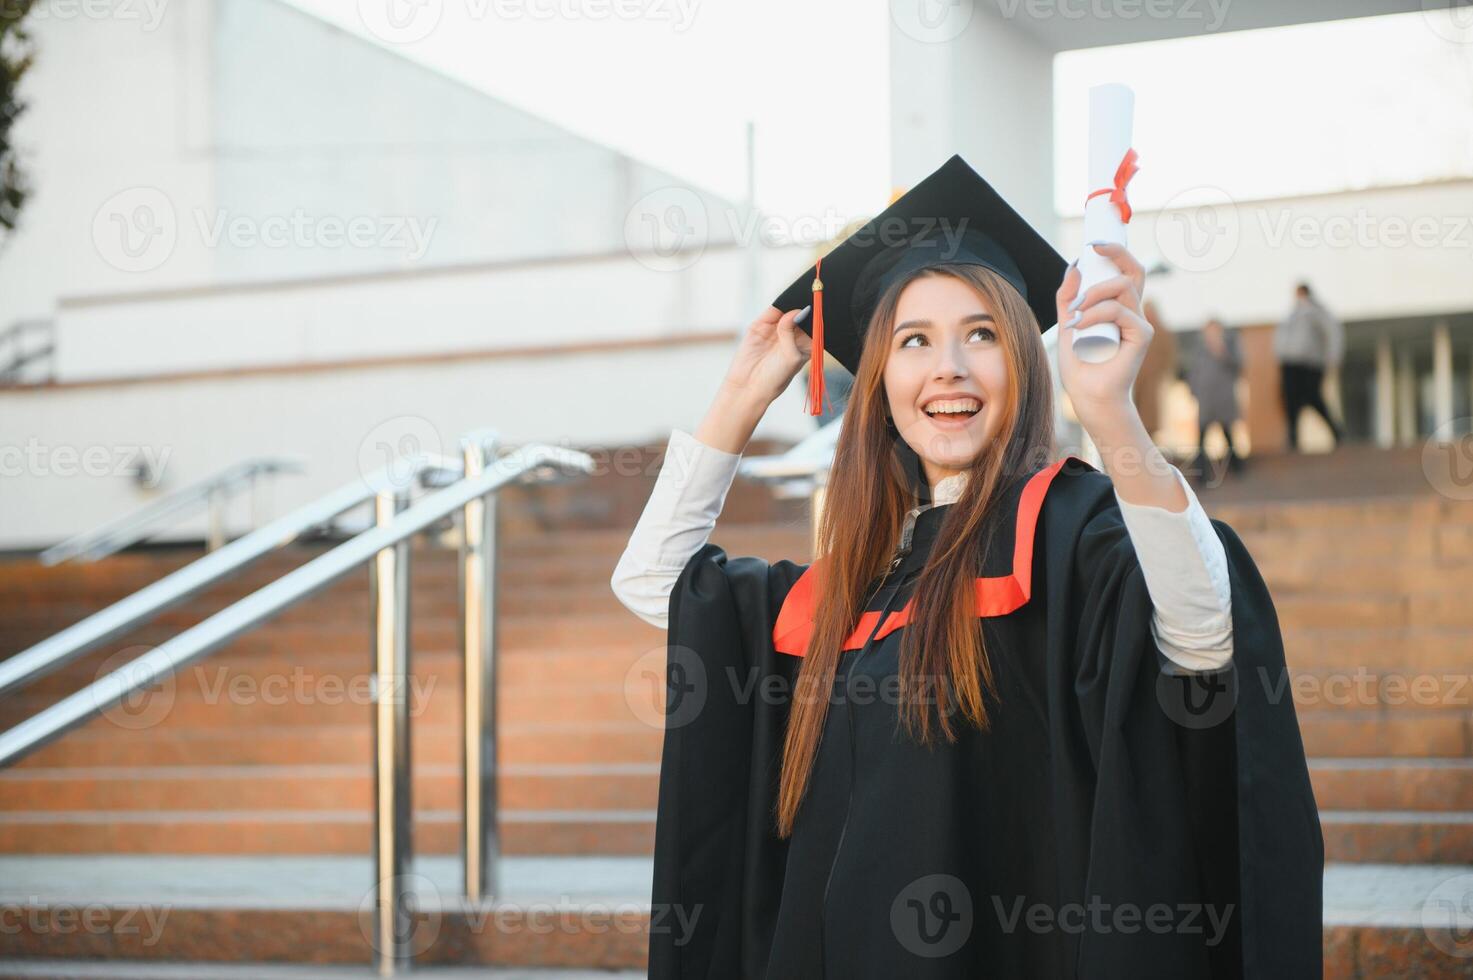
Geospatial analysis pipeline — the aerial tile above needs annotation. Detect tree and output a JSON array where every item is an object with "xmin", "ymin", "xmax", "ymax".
[{"xmin": 1, "ymin": 0, "xmax": 36, "ymax": 234}]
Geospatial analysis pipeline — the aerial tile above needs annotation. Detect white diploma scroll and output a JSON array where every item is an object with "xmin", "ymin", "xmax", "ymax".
[{"xmin": 1068, "ymin": 83, "xmax": 1136, "ymax": 364}]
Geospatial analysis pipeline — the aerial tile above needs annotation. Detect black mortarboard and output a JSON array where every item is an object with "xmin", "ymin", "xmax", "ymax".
[{"xmin": 772, "ymin": 153, "xmax": 1067, "ymax": 416}]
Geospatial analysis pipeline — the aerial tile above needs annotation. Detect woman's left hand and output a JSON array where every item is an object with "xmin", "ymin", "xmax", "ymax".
[{"xmin": 1055, "ymin": 241, "xmax": 1152, "ymax": 430}]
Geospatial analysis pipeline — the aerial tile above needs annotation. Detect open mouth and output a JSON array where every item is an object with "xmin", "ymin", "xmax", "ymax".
[{"xmin": 922, "ymin": 397, "xmax": 982, "ymax": 422}]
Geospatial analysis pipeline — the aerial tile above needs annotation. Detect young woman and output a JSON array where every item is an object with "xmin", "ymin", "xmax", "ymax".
[{"xmin": 612, "ymin": 162, "xmax": 1322, "ymax": 978}]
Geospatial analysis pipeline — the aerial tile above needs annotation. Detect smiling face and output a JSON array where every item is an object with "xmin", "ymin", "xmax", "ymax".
[{"xmin": 882, "ymin": 272, "xmax": 1011, "ymax": 490}]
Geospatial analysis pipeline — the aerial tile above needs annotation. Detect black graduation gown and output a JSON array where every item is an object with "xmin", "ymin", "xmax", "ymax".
[{"xmin": 646, "ymin": 455, "xmax": 1324, "ymax": 979}]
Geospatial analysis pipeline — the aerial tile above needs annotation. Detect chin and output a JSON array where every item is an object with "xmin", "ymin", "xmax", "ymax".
[{"xmin": 917, "ymin": 431, "xmax": 987, "ymax": 464}]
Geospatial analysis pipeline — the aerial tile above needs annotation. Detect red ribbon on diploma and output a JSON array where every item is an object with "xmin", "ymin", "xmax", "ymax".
[{"xmin": 1085, "ymin": 147, "xmax": 1139, "ymax": 224}]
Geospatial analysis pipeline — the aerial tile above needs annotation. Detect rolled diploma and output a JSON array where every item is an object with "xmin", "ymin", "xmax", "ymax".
[{"xmin": 1068, "ymin": 83, "xmax": 1135, "ymax": 364}]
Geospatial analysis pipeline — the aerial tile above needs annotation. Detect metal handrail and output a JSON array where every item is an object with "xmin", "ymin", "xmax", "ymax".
[
  {"xmin": 0, "ymin": 441, "xmax": 591, "ymax": 766},
  {"xmin": 0, "ymin": 319, "xmax": 54, "ymax": 385},
  {"xmin": 40, "ymin": 457, "xmax": 307, "ymax": 566},
  {"xmin": 0, "ymin": 454, "xmax": 464, "ymax": 698},
  {"xmin": 0, "ymin": 433, "xmax": 593, "ymax": 976},
  {"xmin": 737, "ymin": 415, "xmax": 844, "ymax": 483}
]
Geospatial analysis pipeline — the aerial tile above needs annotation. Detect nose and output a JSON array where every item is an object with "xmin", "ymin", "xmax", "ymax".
[{"xmin": 932, "ymin": 335, "xmax": 969, "ymax": 381}]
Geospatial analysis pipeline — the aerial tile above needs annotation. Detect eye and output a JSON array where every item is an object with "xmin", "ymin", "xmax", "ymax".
[{"xmin": 896, "ymin": 325, "xmax": 995, "ymax": 348}]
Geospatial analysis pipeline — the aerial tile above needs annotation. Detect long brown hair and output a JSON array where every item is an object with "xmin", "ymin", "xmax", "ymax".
[{"xmin": 774, "ymin": 264, "xmax": 1056, "ymax": 838}]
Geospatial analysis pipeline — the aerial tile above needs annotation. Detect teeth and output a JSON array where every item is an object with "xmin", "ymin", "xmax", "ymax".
[{"xmin": 924, "ymin": 398, "xmax": 981, "ymax": 415}]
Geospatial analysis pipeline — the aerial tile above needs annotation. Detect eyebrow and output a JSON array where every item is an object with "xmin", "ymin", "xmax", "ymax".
[{"xmin": 893, "ymin": 312, "xmax": 995, "ymax": 334}]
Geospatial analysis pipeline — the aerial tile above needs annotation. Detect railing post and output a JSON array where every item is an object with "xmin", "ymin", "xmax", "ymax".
[
  {"xmin": 371, "ymin": 487, "xmax": 414, "ymax": 976},
  {"xmin": 207, "ymin": 487, "xmax": 226, "ymax": 553},
  {"xmin": 460, "ymin": 432, "xmax": 501, "ymax": 903}
]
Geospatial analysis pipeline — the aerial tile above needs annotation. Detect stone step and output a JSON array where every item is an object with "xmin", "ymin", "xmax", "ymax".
[
  {"xmin": 1284, "ymin": 627, "xmax": 1473, "ymax": 673},
  {"xmin": 1284, "ymin": 669, "xmax": 1473, "ymax": 714},
  {"xmin": 20, "ymin": 648, "xmax": 651, "ymax": 698},
  {"xmin": 14, "ymin": 723, "xmax": 662, "ymax": 770},
  {"xmin": 0, "ymin": 810, "xmax": 654, "ymax": 855},
  {"xmin": 1299, "ymin": 710, "xmax": 1473, "ymax": 758},
  {"xmin": 0, "ymin": 764, "xmax": 659, "ymax": 813},
  {"xmin": 1320, "ymin": 811, "xmax": 1473, "ymax": 863},
  {"xmin": 1310, "ymin": 759, "xmax": 1473, "ymax": 811},
  {"xmin": 3, "ymin": 614, "xmax": 664, "ymax": 659},
  {"xmin": 0, "ymin": 856, "xmax": 1471, "ymax": 976},
  {"xmin": 0, "ymin": 580, "xmax": 654, "ymax": 632},
  {"xmin": 0, "ymin": 854, "xmax": 653, "ymax": 969},
  {"xmin": 0, "ymin": 529, "xmax": 807, "ymax": 604},
  {"xmin": 0, "ymin": 962, "xmax": 647, "ymax": 979},
  {"xmin": 0, "ymin": 680, "xmax": 661, "ymax": 730}
]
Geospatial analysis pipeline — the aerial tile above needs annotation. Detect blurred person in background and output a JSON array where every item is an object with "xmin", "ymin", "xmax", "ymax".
[
  {"xmin": 1185, "ymin": 316, "xmax": 1245, "ymax": 477},
  {"xmin": 1274, "ymin": 282, "xmax": 1345, "ymax": 452}
]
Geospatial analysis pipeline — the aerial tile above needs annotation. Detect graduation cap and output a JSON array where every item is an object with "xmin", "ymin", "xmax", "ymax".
[{"xmin": 772, "ymin": 154, "xmax": 1067, "ymax": 416}]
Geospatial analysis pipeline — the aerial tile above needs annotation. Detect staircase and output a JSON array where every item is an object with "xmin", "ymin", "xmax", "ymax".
[{"xmin": 1, "ymin": 446, "xmax": 1471, "ymax": 977}]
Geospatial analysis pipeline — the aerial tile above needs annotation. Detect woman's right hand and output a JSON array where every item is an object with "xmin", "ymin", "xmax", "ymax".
[{"xmin": 720, "ymin": 305, "xmax": 813, "ymax": 409}]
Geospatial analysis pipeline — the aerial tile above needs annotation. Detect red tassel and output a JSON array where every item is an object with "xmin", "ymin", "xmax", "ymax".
[{"xmin": 806, "ymin": 257, "xmax": 827, "ymax": 416}]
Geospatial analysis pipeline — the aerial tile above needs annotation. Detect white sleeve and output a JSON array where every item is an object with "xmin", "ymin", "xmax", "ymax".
[
  {"xmin": 1113, "ymin": 464, "xmax": 1234, "ymax": 674},
  {"xmin": 609, "ymin": 427, "xmax": 744, "ymax": 629}
]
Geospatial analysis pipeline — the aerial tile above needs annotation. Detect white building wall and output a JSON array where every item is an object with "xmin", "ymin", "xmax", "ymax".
[
  {"xmin": 0, "ymin": 0, "xmax": 741, "ymax": 323},
  {"xmin": 1060, "ymin": 179, "xmax": 1473, "ymax": 330}
]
